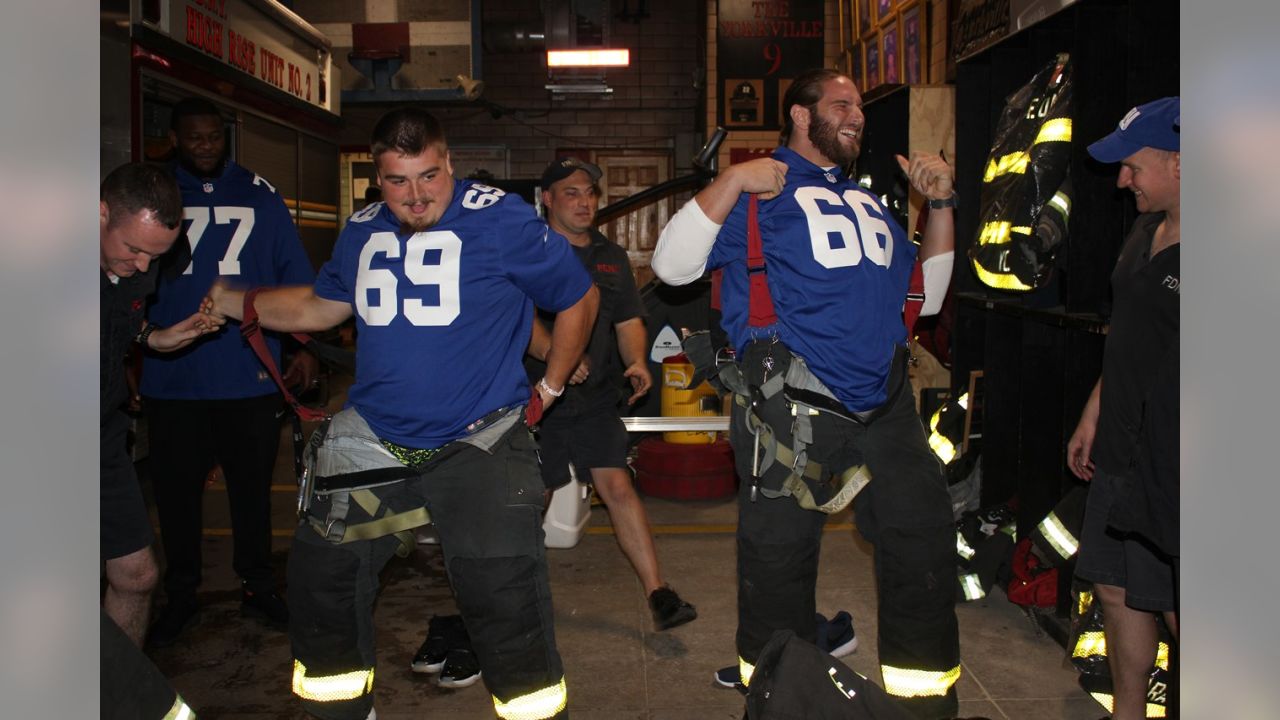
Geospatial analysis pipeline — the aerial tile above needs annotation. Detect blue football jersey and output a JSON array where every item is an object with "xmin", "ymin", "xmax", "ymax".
[
  {"xmin": 708, "ymin": 147, "xmax": 915, "ymax": 412},
  {"xmin": 315, "ymin": 179, "xmax": 593, "ymax": 448},
  {"xmin": 141, "ymin": 162, "xmax": 315, "ymax": 400}
]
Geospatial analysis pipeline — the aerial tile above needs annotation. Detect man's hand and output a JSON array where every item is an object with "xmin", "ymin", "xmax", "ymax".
[
  {"xmin": 895, "ymin": 152, "xmax": 955, "ymax": 202},
  {"xmin": 147, "ymin": 311, "xmax": 224, "ymax": 353},
  {"xmin": 1066, "ymin": 419, "xmax": 1096, "ymax": 481},
  {"xmin": 569, "ymin": 356, "xmax": 590, "ymax": 385},
  {"xmin": 623, "ymin": 361, "xmax": 652, "ymax": 406},
  {"xmin": 202, "ymin": 279, "xmax": 242, "ymax": 322},
  {"xmin": 283, "ymin": 349, "xmax": 319, "ymax": 391},
  {"xmin": 724, "ymin": 157, "xmax": 789, "ymax": 200}
]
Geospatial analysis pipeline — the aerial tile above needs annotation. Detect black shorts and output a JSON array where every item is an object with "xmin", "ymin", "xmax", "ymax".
[
  {"xmin": 535, "ymin": 404, "xmax": 630, "ymax": 490},
  {"xmin": 101, "ymin": 411, "xmax": 154, "ymax": 560},
  {"xmin": 1075, "ymin": 468, "xmax": 1176, "ymax": 611}
]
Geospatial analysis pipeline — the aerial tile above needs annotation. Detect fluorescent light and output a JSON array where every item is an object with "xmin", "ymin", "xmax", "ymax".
[{"xmin": 547, "ymin": 49, "xmax": 630, "ymax": 67}]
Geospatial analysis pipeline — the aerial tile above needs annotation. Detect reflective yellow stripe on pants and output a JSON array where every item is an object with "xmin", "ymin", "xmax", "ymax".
[
  {"xmin": 492, "ymin": 677, "xmax": 568, "ymax": 720},
  {"xmin": 291, "ymin": 659, "xmax": 375, "ymax": 702},
  {"xmin": 162, "ymin": 693, "xmax": 196, "ymax": 720},
  {"xmin": 882, "ymin": 664, "xmax": 962, "ymax": 698},
  {"xmin": 739, "ymin": 657, "xmax": 756, "ymax": 687}
]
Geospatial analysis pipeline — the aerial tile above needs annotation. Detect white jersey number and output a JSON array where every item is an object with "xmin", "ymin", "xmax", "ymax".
[
  {"xmin": 794, "ymin": 187, "xmax": 892, "ymax": 269},
  {"xmin": 356, "ymin": 230, "xmax": 462, "ymax": 327},
  {"xmin": 461, "ymin": 183, "xmax": 506, "ymax": 210},
  {"xmin": 181, "ymin": 206, "xmax": 255, "ymax": 276}
]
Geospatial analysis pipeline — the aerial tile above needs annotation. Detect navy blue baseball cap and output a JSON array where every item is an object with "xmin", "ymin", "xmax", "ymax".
[
  {"xmin": 1087, "ymin": 96, "xmax": 1180, "ymax": 163},
  {"xmin": 540, "ymin": 157, "xmax": 602, "ymax": 189}
]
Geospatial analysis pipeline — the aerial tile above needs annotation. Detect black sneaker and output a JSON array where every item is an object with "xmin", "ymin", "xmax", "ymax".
[
  {"xmin": 412, "ymin": 614, "xmax": 466, "ymax": 674},
  {"xmin": 713, "ymin": 665, "xmax": 747, "ymax": 694},
  {"xmin": 147, "ymin": 599, "xmax": 198, "ymax": 648},
  {"xmin": 649, "ymin": 586, "xmax": 697, "ymax": 631},
  {"xmin": 437, "ymin": 648, "xmax": 482, "ymax": 688},
  {"xmin": 815, "ymin": 610, "xmax": 858, "ymax": 658},
  {"xmin": 241, "ymin": 586, "xmax": 288, "ymax": 628}
]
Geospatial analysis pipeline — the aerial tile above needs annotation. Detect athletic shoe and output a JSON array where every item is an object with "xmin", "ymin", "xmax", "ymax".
[
  {"xmin": 437, "ymin": 648, "xmax": 482, "ymax": 688},
  {"xmin": 412, "ymin": 614, "xmax": 466, "ymax": 674},
  {"xmin": 713, "ymin": 611, "xmax": 858, "ymax": 689},
  {"xmin": 815, "ymin": 610, "xmax": 858, "ymax": 658},
  {"xmin": 241, "ymin": 585, "xmax": 289, "ymax": 628},
  {"xmin": 713, "ymin": 665, "xmax": 747, "ymax": 693},
  {"xmin": 649, "ymin": 586, "xmax": 698, "ymax": 631}
]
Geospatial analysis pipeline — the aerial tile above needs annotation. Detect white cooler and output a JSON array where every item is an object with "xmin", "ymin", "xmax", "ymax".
[{"xmin": 542, "ymin": 465, "xmax": 591, "ymax": 549}]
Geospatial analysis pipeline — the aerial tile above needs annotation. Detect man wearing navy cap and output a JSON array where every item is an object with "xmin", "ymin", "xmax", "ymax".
[
  {"xmin": 1068, "ymin": 96, "xmax": 1180, "ymax": 720},
  {"xmin": 529, "ymin": 157, "xmax": 697, "ymax": 631}
]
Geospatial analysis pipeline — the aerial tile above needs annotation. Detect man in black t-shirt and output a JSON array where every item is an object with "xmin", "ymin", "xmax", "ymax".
[
  {"xmin": 529, "ymin": 158, "xmax": 697, "ymax": 631},
  {"xmin": 1067, "ymin": 97, "xmax": 1180, "ymax": 720}
]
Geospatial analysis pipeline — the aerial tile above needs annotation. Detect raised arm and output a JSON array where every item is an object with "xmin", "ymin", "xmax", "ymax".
[
  {"xmin": 896, "ymin": 152, "xmax": 956, "ymax": 315},
  {"xmin": 205, "ymin": 281, "xmax": 353, "ymax": 333},
  {"xmin": 651, "ymin": 158, "xmax": 787, "ymax": 285}
]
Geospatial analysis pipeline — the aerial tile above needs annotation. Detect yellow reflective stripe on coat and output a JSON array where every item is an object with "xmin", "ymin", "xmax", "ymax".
[
  {"xmin": 1088, "ymin": 691, "xmax": 1168, "ymax": 718},
  {"xmin": 291, "ymin": 660, "xmax": 374, "ymax": 702},
  {"xmin": 1073, "ymin": 630, "xmax": 1107, "ymax": 659},
  {"xmin": 959, "ymin": 573, "xmax": 986, "ymax": 600},
  {"xmin": 492, "ymin": 677, "xmax": 568, "ymax": 720},
  {"xmin": 956, "ymin": 532, "xmax": 976, "ymax": 561},
  {"xmin": 1074, "ymin": 632, "xmax": 1170, "ymax": 673},
  {"xmin": 1037, "ymin": 511, "xmax": 1079, "ymax": 559},
  {"xmin": 739, "ymin": 657, "xmax": 756, "ymax": 687},
  {"xmin": 162, "ymin": 694, "xmax": 195, "ymax": 720},
  {"xmin": 1035, "ymin": 117, "xmax": 1072, "ymax": 144},
  {"xmin": 1077, "ymin": 590, "xmax": 1093, "ymax": 615},
  {"xmin": 983, "ymin": 152, "xmax": 1030, "ymax": 181},
  {"xmin": 973, "ymin": 261, "xmax": 1033, "ymax": 291},
  {"xmin": 1047, "ymin": 189, "xmax": 1071, "ymax": 216},
  {"xmin": 881, "ymin": 664, "xmax": 961, "ymax": 698}
]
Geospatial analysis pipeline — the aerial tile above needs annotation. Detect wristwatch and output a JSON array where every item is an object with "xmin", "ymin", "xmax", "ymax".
[
  {"xmin": 135, "ymin": 322, "xmax": 159, "ymax": 347},
  {"xmin": 928, "ymin": 193, "xmax": 958, "ymax": 210}
]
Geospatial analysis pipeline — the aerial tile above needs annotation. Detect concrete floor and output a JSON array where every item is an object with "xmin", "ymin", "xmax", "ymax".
[{"xmin": 139, "ymin": 407, "xmax": 1103, "ymax": 720}]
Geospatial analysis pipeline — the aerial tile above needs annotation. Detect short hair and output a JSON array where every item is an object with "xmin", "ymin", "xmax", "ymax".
[
  {"xmin": 779, "ymin": 68, "xmax": 846, "ymax": 145},
  {"xmin": 101, "ymin": 163, "xmax": 183, "ymax": 230},
  {"xmin": 170, "ymin": 96, "xmax": 223, "ymax": 131},
  {"xmin": 371, "ymin": 108, "xmax": 448, "ymax": 163}
]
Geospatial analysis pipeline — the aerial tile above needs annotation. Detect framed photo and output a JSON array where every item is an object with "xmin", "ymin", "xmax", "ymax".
[
  {"xmin": 883, "ymin": 20, "xmax": 900, "ymax": 84},
  {"xmin": 864, "ymin": 35, "xmax": 881, "ymax": 90},
  {"xmin": 858, "ymin": 0, "xmax": 871, "ymax": 38},
  {"xmin": 850, "ymin": 37, "xmax": 864, "ymax": 89},
  {"xmin": 877, "ymin": 0, "xmax": 894, "ymax": 24},
  {"xmin": 902, "ymin": 3, "xmax": 923, "ymax": 84}
]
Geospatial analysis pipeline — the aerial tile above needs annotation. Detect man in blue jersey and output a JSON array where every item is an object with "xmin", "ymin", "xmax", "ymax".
[
  {"xmin": 205, "ymin": 108, "xmax": 598, "ymax": 720},
  {"xmin": 652, "ymin": 68, "xmax": 962, "ymax": 718},
  {"xmin": 143, "ymin": 97, "xmax": 317, "ymax": 647}
]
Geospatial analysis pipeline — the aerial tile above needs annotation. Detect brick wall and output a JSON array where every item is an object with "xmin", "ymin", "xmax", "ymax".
[{"xmin": 329, "ymin": 0, "xmax": 705, "ymax": 179}]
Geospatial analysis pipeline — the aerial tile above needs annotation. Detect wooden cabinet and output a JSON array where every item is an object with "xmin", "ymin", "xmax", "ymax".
[{"xmin": 859, "ymin": 84, "xmax": 956, "ymax": 236}]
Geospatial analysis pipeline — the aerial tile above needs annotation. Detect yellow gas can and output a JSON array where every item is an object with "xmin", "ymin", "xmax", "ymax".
[{"xmin": 660, "ymin": 353, "xmax": 720, "ymax": 444}]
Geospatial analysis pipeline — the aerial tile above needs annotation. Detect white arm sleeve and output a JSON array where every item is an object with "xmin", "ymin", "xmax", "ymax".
[
  {"xmin": 920, "ymin": 251, "xmax": 954, "ymax": 316},
  {"xmin": 650, "ymin": 199, "xmax": 723, "ymax": 286}
]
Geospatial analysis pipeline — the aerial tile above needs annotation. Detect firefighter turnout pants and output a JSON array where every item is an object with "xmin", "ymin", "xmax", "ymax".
[
  {"xmin": 288, "ymin": 424, "xmax": 568, "ymax": 720},
  {"xmin": 730, "ymin": 340, "xmax": 961, "ymax": 719}
]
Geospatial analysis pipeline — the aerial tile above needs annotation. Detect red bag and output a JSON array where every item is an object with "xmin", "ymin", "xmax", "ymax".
[{"xmin": 1007, "ymin": 537, "xmax": 1057, "ymax": 608}]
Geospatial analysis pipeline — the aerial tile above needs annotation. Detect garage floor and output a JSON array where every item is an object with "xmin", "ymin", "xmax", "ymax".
[{"xmin": 138, "ymin": 384, "xmax": 1105, "ymax": 720}]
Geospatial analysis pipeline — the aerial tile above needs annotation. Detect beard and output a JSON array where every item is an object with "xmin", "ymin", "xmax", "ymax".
[{"xmin": 808, "ymin": 113, "xmax": 859, "ymax": 168}]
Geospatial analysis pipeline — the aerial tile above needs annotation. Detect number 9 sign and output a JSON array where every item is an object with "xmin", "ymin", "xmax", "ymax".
[{"xmin": 763, "ymin": 43, "xmax": 783, "ymax": 75}]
